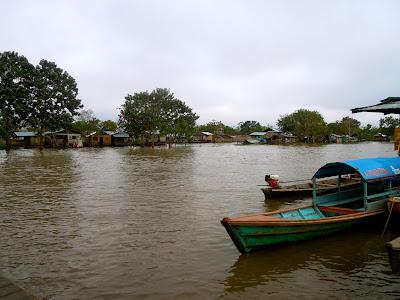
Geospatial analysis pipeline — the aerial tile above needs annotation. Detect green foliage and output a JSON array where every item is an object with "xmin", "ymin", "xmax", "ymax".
[
  {"xmin": 72, "ymin": 109, "xmax": 101, "ymax": 133},
  {"xmin": 339, "ymin": 117, "xmax": 360, "ymax": 136},
  {"xmin": 100, "ymin": 120, "xmax": 118, "ymax": 131},
  {"xmin": 30, "ymin": 59, "xmax": 82, "ymax": 135},
  {"xmin": 0, "ymin": 51, "xmax": 35, "ymax": 150},
  {"xmin": 379, "ymin": 116, "xmax": 400, "ymax": 137},
  {"xmin": 327, "ymin": 121, "xmax": 341, "ymax": 135},
  {"xmin": 196, "ymin": 120, "xmax": 237, "ymax": 135},
  {"xmin": 119, "ymin": 88, "xmax": 198, "ymax": 143},
  {"xmin": 358, "ymin": 124, "xmax": 379, "ymax": 141},
  {"xmin": 237, "ymin": 120, "xmax": 264, "ymax": 134},
  {"xmin": 277, "ymin": 109, "xmax": 327, "ymax": 142}
]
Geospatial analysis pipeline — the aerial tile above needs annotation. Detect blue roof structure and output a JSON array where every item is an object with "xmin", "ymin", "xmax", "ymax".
[{"xmin": 313, "ymin": 157, "xmax": 400, "ymax": 181}]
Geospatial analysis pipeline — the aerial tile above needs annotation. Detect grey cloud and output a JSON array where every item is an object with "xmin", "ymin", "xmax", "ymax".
[{"xmin": 1, "ymin": 0, "xmax": 400, "ymax": 126}]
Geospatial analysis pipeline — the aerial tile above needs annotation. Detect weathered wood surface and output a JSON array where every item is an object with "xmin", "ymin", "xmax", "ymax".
[
  {"xmin": 386, "ymin": 237, "xmax": 400, "ymax": 272},
  {"xmin": 0, "ymin": 276, "xmax": 45, "ymax": 300}
]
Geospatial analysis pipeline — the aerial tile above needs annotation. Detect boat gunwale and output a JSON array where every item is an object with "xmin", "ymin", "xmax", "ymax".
[{"xmin": 221, "ymin": 208, "xmax": 384, "ymax": 227}]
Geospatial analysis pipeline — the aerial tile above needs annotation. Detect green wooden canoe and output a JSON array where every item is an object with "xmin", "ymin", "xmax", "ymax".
[{"xmin": 221, "ymin": 205, "xmax": 385, "ymax": 253}]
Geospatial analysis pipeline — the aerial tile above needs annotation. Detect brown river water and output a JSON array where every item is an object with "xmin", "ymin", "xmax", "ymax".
[{"xmin": 1, "ymin": 142, "xmax": 400, "ymax": 299}]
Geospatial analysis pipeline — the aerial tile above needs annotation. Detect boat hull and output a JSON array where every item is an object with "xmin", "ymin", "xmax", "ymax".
[{"xmin": 221, "ymin": 207, "xmax": 384, "ymax": 253}]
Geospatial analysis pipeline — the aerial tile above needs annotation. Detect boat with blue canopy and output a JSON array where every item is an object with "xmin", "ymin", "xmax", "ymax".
[{"xmin": 221, "ymin": 157, "xmax": 400, "ymax": 253}]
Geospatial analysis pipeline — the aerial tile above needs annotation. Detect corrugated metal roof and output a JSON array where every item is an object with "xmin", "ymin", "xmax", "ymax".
[
  {"xmin": 201, "ymin": 131, "xmax": 213, "ymax": 136},
  {"xmin": 352, "ymin": 97, "xmax": 400, "ymax": 114},
  {"xmin": 113, "ymin": 133, "xmax": 129, "ymax": 138},
  {"xmin": 249, "ymin": 132, "xmax": 267, "ymax": 136},
  {"xmin": 104, "ymin": 131, "xmax": 115, "ymax": 136},
  {"xmin": 15, "ymin": 131, "xmax": 37, "ymax": 137}
]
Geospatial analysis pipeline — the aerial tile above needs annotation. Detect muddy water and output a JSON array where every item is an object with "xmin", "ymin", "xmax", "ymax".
[{"xmin": 0, "ymin": 143, "xmax": 399, "ymax": 299}]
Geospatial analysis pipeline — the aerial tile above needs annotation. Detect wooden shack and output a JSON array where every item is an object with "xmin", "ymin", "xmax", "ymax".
[
  {"xmin": 14, "ymin": 132, "xmax": 41, "ymax": 148},
  {"xmin": 46, "ymin": 129, "xmax": 83, "ymax": 148},
  {"xmin": 193, "ymin": 132, "xmax": 214, "ymax": 143}
]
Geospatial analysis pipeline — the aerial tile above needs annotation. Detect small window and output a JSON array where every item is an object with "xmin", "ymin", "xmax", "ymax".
[{"xmin": 71, "ymin": 136, "xmax": 77, "ymax": 139}]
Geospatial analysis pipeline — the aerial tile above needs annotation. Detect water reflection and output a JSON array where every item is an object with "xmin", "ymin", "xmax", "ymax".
[{"xmin": 223, "ymin": 227, "xmax": 399, "ymax": 298}]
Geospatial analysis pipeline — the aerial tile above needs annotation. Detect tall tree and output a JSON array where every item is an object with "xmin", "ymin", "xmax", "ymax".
[
  {"xmin": 0, "ymin": 51, "xmax": 35, "ymax": 152},
  {"xmin": 339, "ymin": 116, "xmax": 360, "ymax": 136},
  {"xmin": 237, "ymin": 120, "xmax": 264, "ymax": 134},
  {"xmin": 161, "ymin": 96, "xmax": 198, "ymax": 144},
  {"xmin": 30, "ymin": 59, "xmax": 82, "ymax": 148},
  {"xmin": 119, "ymin": 88, "xmax": 198, "ymax": 147},
  {"xmin": 277, "ymin": 109, "xmax": 327, "ymax": 142}
]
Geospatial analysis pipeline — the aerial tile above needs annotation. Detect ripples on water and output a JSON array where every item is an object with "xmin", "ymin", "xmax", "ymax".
[{"xmin": 0, "ymin": 143, "xmax": 400, "ymax": 299}]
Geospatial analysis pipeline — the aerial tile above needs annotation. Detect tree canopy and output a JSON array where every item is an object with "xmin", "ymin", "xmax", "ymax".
[
  {"xmin": 119, "ymin": 88, "xmax": 198, "ymax": 145},
  {"xmin": 196, "ymin": 120, "xmax": 236, "ymax": 135},
  {"xmin": 277, "ymin": 109, "xmax": 327, "ymax": 142},
  {"xmin": 237, "ymin": 120, "xmax": 265, "ymax": 134},
  {"xmin": 0, "ymin": 51, "xmax": 35, "ymax": 151},
  {"xmin": 379, "ymin": 116, "xmax": 400, "ymax": 137},
  {"xmin": 30, "ymin": 59, "xmax": 82, "ymax": 135}
]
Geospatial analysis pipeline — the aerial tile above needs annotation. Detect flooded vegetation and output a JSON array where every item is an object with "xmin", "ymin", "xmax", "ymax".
[{"xmin": 1, "ymin": 142, "xmax": 400, "ymax": 299}]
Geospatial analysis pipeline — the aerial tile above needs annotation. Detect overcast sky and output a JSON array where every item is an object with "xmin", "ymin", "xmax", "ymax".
[{"xmin": 2, "ymin": 0, "xmax": 400, "ymax": 127}]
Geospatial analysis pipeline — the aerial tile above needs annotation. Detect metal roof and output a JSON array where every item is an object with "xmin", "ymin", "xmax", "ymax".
[
  {"xmin": 113, "ymin": 133, "xmax": 129, "ymax": 138},
  {"xmin": 249, "ymin": 132, "xmax": 267, "ymax": 136},
  {"xmin": 351, "ymin": 97, "xmax": 400, "ymax": 114},
  {"xmin": 15, "ymin": 131, "xmax": 37, "ymax": 137},
  {"xmin": 201, "ymin": 131, "xmax": 213, "ymax": 136},
  {"xmin": 313, "ymin": 157, "xmax": 400, "ymax": 181},
  {"xmin": 104, "ymin": 131, "xmax": 115, "ymax": 136}
]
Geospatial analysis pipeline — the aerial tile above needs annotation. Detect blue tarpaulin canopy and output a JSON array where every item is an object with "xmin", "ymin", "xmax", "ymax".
[{"xmin": 313, "ymin": 157, "xmax": 400, "ymax": 181}]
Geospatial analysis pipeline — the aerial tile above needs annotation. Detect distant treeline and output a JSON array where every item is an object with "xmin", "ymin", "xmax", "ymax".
[{"xmin": 1, "ymin": 51, "xmax": 397, "ymax": 152}]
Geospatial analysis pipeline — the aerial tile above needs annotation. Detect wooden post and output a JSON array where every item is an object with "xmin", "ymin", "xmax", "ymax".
[
  {"xmin": 337, "ymin": 175, "xmax": 341, "ymax": 201},
  {"xmin": 385, "ymin": 237, "xmax": 400, "ymax": 272},
  {"xmin": 363, "ymin": 180, "xmax": 368, "ymax": 211},
  {"xmin": 312, "ymin": 177, "xmax": 317, "ymax": 208}
]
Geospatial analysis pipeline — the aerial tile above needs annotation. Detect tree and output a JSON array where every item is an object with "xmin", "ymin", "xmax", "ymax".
[
  {"xmin": 160, "ymin": 97, "xmax": 198, "ymax": 144},
  {"xmin": 277, "ymin": 109, "xmax": 327, "ymax": 142},
  {"xmin": 119, "ymin": 88, "xmax": 198, "ymax": 147},
  {"xmin": 100, "ymin": 120, "xmax": 118, "ymax": 131},
  {"xmin": 358, "ymin": 124, "xmax": 378, "ymax": 141},
  {"xmin": 327, "ymin": 121, "xmax": 341, "ymax": 135},
  {"xmin": 196, "ymin": 120, "xmax": 236, "ymax": 135},
  {"xmin": 379, "ymin": 116, "xmax": 400, "ymax": 137},
  {"xmin": 30, "ymin": 59, "xmax": 82, "ymax": 148},
  {"xmin": 237, "ymin": 120, "xmax": 265, "ymax": 134},
  {"xmin": 72, "ymin": 109, "xmax": 101, "ymax": 133},
  {"xmin": 0, "ymin": 51, "xmax": 35, "ymax": 152},
  {"xmin": 339, "ymin": 116, "xmax": 360, "ymax": 137}
]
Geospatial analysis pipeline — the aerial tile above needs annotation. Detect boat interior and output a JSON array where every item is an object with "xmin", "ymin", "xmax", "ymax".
[{"xmin": 271, "ymin": 173, "xmax": 400, "ymax": 220}]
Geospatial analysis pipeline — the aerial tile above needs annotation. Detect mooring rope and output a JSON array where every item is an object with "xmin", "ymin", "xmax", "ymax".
[{"xmin": 382, "ymin": 198, "xmax": 396, "ymax": 236}]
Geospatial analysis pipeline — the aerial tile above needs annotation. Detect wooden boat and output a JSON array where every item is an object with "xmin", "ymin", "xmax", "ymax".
[
  {"xmin": 261, "ymin": 177, "xmax": 361, "ymax": 200},
  {"xmin": 222, "ymin": 157, "xmax": 400, "ymax": 253}
]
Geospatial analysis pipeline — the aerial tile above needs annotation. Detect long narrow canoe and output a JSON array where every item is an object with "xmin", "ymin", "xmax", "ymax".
[
  {"xmin": 221, "ymin": 204, "xmax": 385, "ymax": 253},
  {"xmin": 261, "ymin": 177, "xmax": 361, "ymax": 200}
]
